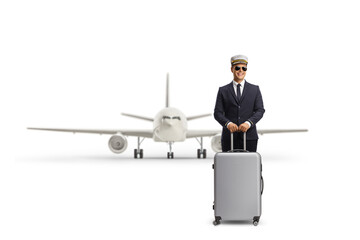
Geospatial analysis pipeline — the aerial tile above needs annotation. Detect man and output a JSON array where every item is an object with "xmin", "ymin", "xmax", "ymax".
[{"xmin": 214, "ymin": 55, "xmax": 265, "ymax": 152}]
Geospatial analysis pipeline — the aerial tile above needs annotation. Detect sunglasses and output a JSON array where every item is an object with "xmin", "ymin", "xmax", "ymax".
[{"xmin": 234, "ymin": 66, "xmax": 247, "ymax": 71}]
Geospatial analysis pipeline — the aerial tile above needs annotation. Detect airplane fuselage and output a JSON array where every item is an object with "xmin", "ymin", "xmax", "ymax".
[{"xmin": 153, "ymin": 107, "xmax": 187, "ymax": 142}]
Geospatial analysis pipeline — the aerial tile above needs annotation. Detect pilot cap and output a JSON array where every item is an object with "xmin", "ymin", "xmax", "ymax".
[{"xmin": 231, "ymin": 55, "xmax": 248, "ymax": 65}]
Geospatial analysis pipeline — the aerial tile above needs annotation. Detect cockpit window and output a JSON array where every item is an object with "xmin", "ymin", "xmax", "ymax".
[{"xmin": 162, "ymin": 116, "xmax": 181, "ymax": 120}]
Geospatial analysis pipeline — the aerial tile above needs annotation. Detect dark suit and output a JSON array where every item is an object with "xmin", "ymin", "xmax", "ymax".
[{"xmin": 214, "ymin": 81, "xmax": 265, "ymax": 152}]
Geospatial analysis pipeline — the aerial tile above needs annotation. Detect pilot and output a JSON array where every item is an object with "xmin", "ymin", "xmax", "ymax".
[{"xmin": 214, "ymin": 55, "xmax": 265, "ymax": 152}]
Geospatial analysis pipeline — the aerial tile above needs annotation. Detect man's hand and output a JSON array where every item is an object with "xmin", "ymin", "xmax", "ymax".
[
  {"xmin": 238, "ymin": 123, "xmax": 250, "ymax": 132},
  {"xmin": 227, "ymin": 122, "xmax": 239, "ymax": 133}
]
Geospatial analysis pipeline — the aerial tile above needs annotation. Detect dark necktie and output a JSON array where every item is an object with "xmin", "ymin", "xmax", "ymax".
[{"xmin": 236, "ymin": 83, "xmax": 241, "ymax": 101}]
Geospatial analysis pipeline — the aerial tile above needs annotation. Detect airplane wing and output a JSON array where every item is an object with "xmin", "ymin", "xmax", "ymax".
[
  {"xmin": 187, "ymin": 113, "xmax": 212, "ymax": 121},
  {"xmin": 257, "ymin": 129, "xmax": 308, "ymax": 135},
  {"xmin": 186, "ymin": 129, "xmax": 308, "ymax": 138},
  {"xmin": 28, "ymin": 127, "xmax": 307, "ymax": 138},
  {"xmin": 27, "ymin": 128, "xmax": 154, "ymax": 138},
  {"xmin": 186, "ymin": 130, "xmax": 221, "ymax": 138}
]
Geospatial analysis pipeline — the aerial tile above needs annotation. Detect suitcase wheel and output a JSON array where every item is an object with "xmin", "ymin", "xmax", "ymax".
[
  {"xmin": 213, "ymin": 216, "xmax": 221, "ymax": 226},
  {"xmin": 253, "ymin": 216, "xmax": 260, "ymax": 226}
]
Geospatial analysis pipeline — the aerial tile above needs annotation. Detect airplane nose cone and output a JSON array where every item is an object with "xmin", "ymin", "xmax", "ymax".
[{"xmin": 163, "ymin": 119, "xmax": 173, "ymax": 126}]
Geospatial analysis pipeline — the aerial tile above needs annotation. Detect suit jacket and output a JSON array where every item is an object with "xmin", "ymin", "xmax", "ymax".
[{"xmin": 214, "ymin": 81, "xmax": 265, "ymax": 150}]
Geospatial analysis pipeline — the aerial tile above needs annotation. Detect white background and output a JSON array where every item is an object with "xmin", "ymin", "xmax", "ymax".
[{"xmin": 1, "ymin": 0, "xmax": 360, "ymax": 239}]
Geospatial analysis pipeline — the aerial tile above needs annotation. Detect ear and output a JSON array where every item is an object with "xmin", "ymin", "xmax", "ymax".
[{"xmin": 230, "ymin": 65, "xmax": 234, "ymax": 73}]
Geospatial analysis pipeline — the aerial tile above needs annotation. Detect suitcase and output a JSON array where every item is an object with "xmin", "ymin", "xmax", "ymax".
[{"xmin": 213, "ymin": 132, "xmax": 264, "ymax": 226}]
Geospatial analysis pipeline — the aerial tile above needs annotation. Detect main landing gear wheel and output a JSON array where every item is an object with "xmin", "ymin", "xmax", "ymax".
[
  {"xmin": 134, "ymin": 149, "xmax": 143, "ymax": 158},
  {"xmin": 196, "ymin": 137, "xmax": 207, "ymax": 158},
  {"xmin": 197, "ymin": 149, "xmax": 207, "ymax": 158},
  {"xmin": 134, "ymin": 137, "xmax": 145, "ymax": 158},
  {"xmin": 167, "ymin": 152, "xmax": 174, "ymax": 159}
]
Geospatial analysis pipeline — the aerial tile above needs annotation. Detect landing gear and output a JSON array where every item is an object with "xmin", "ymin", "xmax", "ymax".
[
  {"xmin": 197, "ymin": 149, "xmax": 207, "ymax": 158},
  {"xmin": 196, "ymin": 137, "xmax": 207, "ymax": 158},
  {"xmin": 167, "ymin": 142, "xmax": 174, "ymax": 159},
  {"xmin": 134, "ymin": 149, "xmax": 143, "ymax": 159},
  {"xmin": 134, "ymin": 137, "xmax": 145, "ymax": 158}
]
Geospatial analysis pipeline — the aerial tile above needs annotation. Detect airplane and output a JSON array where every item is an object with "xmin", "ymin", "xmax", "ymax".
[{"xmin": 28, "ymin": 73, "xmax": 308, "ymax": 159}]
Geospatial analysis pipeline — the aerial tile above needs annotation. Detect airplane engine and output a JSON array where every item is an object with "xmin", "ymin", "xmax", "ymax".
[
  {"xmin": 211, "ymin": 134, "xmax": 222, "ymax": 152},
  {"xmin": 108, "ymin": 134, "xmax": 128, "ymax": 154}
]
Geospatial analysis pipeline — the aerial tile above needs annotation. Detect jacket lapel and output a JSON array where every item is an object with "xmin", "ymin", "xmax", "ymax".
[
  {"xmin": 227, "ymin": 82, "xmax": 240, "ymax": 105},
  {"xmin": 239, "ymin": 81, "xmax": 248, "ymax": 104}
]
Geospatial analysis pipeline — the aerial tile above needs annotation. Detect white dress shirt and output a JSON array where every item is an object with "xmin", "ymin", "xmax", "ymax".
[
  {"xmin": 226, "ymin": 79, "xmax": 251, "ymax": 128},
  {"xmin": 232, "ymin": 80, "xmax": 245, "ymax": 97}
]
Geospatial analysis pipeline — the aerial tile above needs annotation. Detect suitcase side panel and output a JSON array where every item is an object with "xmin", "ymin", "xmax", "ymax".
[{"xmin": 214, "ymin": 152, "xmax": 262, "ymax": 220}]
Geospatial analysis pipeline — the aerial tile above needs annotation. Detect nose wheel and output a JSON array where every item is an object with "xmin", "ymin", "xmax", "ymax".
[{"xmin": 167, "ymin": 142, "xmax": 174, "ymax": 158}]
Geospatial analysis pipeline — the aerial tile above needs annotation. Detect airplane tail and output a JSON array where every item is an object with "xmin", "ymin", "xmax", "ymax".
[
  {"xmin": 166, "ymin": 73, "xmax": 169, "ymax": 108},
  {"xmin": 166, "ymin": 73, "xmax": 211, "ymax": 121},
  {"xmin": 122, "ymin": 73, "xmax": 170, "ymax": 122}
]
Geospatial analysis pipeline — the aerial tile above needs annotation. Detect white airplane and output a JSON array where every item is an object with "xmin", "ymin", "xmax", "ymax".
[{"xmin": 28, "ymin": 74, "xmax": 308, "ymax": 159}]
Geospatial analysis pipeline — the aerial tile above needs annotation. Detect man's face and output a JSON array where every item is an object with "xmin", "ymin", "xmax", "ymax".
[{"xmin": 231, "ymin": 63, "xmax": 247, "ymax": 82}]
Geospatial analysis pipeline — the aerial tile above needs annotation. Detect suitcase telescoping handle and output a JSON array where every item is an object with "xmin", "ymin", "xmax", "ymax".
[{"xmin": 229, "ymin": 132, "xmax": 247, "ymax": 152}]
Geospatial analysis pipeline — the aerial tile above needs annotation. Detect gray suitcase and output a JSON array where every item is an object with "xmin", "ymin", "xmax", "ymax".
[{"xmin": 213, "ymin": 132, "xmax": 264, "ymax": 226}]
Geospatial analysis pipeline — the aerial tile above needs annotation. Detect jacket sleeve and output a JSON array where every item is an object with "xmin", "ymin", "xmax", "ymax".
[
  {"xmin": 214, "ymin": 87, "xmax": 230, "ymax": 127},
  {"xmin": 248, "ymin": 86, "xmax": 265, "ymax": 126}
]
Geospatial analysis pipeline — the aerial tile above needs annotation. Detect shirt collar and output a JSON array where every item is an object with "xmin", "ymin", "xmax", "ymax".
[{"xmin": 232, "ymin": 79, "xmax": 245, "ymax": 87}]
